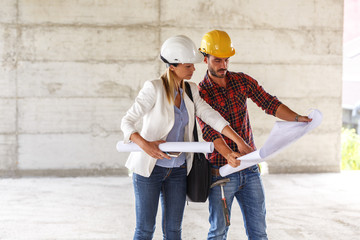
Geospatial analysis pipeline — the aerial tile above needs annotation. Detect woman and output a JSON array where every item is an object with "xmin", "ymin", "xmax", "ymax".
[{"xmin": 121, "ymin": 35, "xmax": 252, "ymax": 240}]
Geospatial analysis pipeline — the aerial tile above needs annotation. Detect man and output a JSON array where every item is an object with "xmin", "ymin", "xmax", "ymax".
[{"xmin": 197, "ymin": 30, "xmax": 312, "ymax": 240}]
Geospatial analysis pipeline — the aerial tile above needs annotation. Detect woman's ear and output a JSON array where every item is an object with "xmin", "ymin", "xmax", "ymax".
[{"xmin": 169, "ymin": 65, "xmax": 175, "ymax": 71}]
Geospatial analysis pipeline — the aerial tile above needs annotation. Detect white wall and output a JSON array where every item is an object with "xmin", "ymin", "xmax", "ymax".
[{"xmin": 0, "ymin": 0, "xmax": 343, "ymax": 176}]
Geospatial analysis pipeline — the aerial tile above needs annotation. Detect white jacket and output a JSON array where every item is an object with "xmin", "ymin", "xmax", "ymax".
[{"xmin": 121, "ymin": 79, "xmax": 229, "ymax": 177}]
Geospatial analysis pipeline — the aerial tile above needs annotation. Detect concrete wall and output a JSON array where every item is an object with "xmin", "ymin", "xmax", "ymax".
[{"xmin": 0, "ymin": 0, "xmax": 343, "ymax": 176}]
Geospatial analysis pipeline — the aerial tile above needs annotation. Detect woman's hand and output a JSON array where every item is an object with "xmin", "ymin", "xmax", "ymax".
[
  {"xmin": 141, "ymin": 140, "xmax": 171, "ymax": 159},
  {"xmin": 130, "ymin": 132, "xmax": 171, "ymax": 159}
]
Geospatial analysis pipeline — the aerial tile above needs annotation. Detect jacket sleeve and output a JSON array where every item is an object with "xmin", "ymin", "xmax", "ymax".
[
  {"xmin": 189, "ymin": 82, "xmax": 229, "ymax": 135},
  {"xmin": 196, "ymin": 84, "xmax": 225, "ymax": 142},
  {"xmin": 121, "ymin": 81, "xmax": 156, "ymax": 143}
]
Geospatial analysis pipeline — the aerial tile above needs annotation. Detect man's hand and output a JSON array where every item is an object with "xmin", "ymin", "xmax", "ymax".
[
  {"xmin": 225, "ymin": 151, "xmax": 242, "ymax": 168},
  {"xmin": 237, "ymin": 142, "xmax": 253, "ymax": 156},
  {"xmin": 296, "ymin": 115, "xmax": 312, "ymax": 122}
]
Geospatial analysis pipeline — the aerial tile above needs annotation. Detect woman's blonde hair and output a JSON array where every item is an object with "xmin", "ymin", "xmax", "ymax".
[{"xmin": 161, "ymin": 67, "xmax": 185, "ymax": 104}]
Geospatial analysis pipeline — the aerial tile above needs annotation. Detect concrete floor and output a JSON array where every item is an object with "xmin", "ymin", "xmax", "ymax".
[{"xmin": 0, "ymin": 172, "xmax": 359, "ymax": 240}]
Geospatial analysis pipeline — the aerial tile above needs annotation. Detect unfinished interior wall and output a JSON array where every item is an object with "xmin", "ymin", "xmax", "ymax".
[{"xmin": 0, "ymin": 0, "xmax": 343, "ymax": 176}]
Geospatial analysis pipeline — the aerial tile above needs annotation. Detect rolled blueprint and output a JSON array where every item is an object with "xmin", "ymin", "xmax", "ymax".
[
  {"xmin": 219, "ymin": 109, "xmax": 323, "ymax": 177},
  {"xmin": 116, "ymin": 141, "xmax": 214, "ymax": 153}
]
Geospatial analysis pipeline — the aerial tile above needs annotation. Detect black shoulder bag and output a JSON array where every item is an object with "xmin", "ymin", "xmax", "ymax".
[{"xmin": 184, "ymin": 82, "xmax": 212, "ymax": 202}]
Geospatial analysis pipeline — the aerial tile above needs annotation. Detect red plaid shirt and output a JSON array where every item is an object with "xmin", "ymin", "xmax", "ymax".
[{"xmin": 198, "ymin": 71, "xmax": 282, "ymax": 167}]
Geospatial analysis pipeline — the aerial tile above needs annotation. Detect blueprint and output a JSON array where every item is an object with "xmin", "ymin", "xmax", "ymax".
[
  {"xmin": 219, "ymin": 109, "xmax": 323, "ymax": 177},
  {"xmin": 116, "ymin": 141, "xmax": 214, "ymax": 153}
]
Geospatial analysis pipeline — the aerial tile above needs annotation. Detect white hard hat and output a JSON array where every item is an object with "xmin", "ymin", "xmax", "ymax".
[{"xmin": 160, "ymin": 35, "xmax": 204, "ymax": 64}]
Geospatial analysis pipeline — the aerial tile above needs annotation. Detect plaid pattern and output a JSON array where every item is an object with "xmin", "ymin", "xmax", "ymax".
[{"xmin": 198, "ymin": 71, "xmax": 282, "ymax": 167}]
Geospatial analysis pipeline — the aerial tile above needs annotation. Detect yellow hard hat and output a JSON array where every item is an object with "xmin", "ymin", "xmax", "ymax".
[{"xmin": 199, "ymin": 30, "xmax": 235, "ymax": 58}]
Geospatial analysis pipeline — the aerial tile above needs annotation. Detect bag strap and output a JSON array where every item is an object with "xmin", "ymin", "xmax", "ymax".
[{"xmin": 184, "ymin": 82, "xmax": 199, "ymax": 142}]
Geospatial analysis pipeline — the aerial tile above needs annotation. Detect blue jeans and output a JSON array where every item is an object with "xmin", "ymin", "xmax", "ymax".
[
  {"xmin": 208, "ymin": 165, "xmax": 267, "ymax": 240},
  {"xmin": 132, "ymin": 164, "xmax": 187, "ymax": 240}
]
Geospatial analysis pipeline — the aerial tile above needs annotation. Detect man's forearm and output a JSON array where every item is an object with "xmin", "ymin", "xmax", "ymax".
[
  {"xmin": 275, "ymin": 104, "xmax": 298, "ymax": 121},
  {"xmin": 213, "ymin": 137, "xmax": 233, "ymax": 158},
  {"xmin": 213, "ymin": 137, "xmax": 242, "ymax": 167},
  {"xmin": 275, "ymin": 104, "xmax": 312, "ymax": 122}
]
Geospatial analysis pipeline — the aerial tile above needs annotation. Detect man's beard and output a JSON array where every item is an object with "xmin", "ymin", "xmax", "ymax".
[{"xmin": 209, "ymin": 66, "xmax": 227, "ymax": 78}]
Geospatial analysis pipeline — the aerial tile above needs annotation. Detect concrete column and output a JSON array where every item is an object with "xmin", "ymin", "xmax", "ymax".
[{"xmin": 0, "ymin": 0, "xmax": 343, "ymax": 176}]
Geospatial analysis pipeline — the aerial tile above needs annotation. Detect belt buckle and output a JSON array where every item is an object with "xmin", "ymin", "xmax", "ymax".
[{"xmin": 211, "ymin": 168, "xmax": 220, "ymax": 177}]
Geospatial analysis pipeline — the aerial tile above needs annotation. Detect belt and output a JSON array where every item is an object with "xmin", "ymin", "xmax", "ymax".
[{"xmin": 211, "ymin": 168, "xmax": 221, "ymax": 177}]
